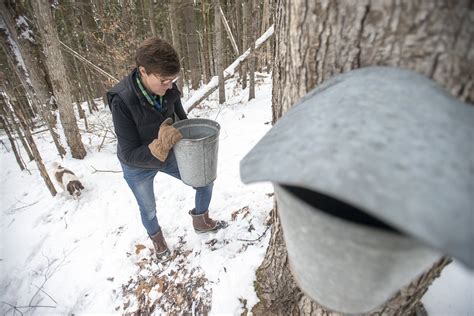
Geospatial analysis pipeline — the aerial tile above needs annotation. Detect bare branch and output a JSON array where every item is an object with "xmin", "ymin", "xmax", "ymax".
[
  {"xmin": 90, "ymin": 166, "xmax": 122, "ymax": 174},
  {"xmin": 237, "ymin": 225, "xmax": 271, "ymax": 243},
  {"xmin": 5, "ymin": 200, "xmax": 39, "ymax": 214},
  {"xmin": 59, "ymin": 40, "xmax": 119, "ymax": 83}
]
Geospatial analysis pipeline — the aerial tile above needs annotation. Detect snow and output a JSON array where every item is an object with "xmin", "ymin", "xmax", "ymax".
[
  {"xmin": 1, "ymin": 18, "xmax": 31, "ymax": 85},
  {"xmin": 0, "ymin": 76, "xmax": 273, "ymax": 315},
  {"xmin": 1, "ymin": 74, "xmax": 473, "ymax": 315},
  {"xmin": 15, "ymin": 16, "xmax": 34, "ymax": 42}
]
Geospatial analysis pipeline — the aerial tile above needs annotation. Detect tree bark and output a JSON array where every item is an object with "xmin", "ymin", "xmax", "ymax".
[
  {"xmin": 248, "ymin": 0, "xmax": 256, "ymax": 100},
  {"xmin": 200, "ymin": 0, "xmax": 212, "ymax": 84},
  {"xmin": 169, "ymin": 0, "xmax": 185, "ymax": 92},
  {"xmin": 1, "ymin": 27, "xmax": 67, "ymax": 159},
  {"xmin": 235, "ymin": 0, "xmax": 243, "ymax": 82},
  {"xmin": 0, "ymin": 100, "xmax": 25, "ymax": 171},
  {"xmin": 3, "ymin": 95, "xmax": 34, "ymax": 162},
  {"xmin": 75, "ymin": 0, "xmax": 101, "ymax": 108},
  {"xmin": 241, "ymin": 0, "xmax": 249, "ymax": 89},
  {"xmin": 183, "ymin": 0, "xmax": 201, "ymax": 90},
  {"xmin": 2, "ymin": 91, "xmax": 57, "ymax": 196},
  {"xmin": 0, "ymin": 1, "xmax": 52, "ymax": 114},
  {"xmin": 259, "ymin": 0, "xmax": 271, "ymax": 72},
  {"xmin": 147, "ymin": 0, "xmax": 157, "ymax": 36},
  {"xmin": 214, "ymin": 0, "xmax": 226, "ymax": 104},
  {"xmin": 32, "ymin": 0, "xmax": 86, "ymax": 159},
  {"xmin": 254, "ymin": 0, "xmax": 473, "ymax": 314}
]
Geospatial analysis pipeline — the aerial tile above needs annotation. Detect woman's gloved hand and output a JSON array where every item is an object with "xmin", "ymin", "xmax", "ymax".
[{"xmin": 148, "ymin": 118, "xmax": 183, "ymax": 162}]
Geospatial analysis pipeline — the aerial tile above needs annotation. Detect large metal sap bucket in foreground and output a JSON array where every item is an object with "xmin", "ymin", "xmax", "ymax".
[
  {"xmin": 173, "ymin": 118, "xmax": 220, "ymax": 187},
  {"xmin": 240, "ymin": 67, "xmax": 474, "ymax": 313}
]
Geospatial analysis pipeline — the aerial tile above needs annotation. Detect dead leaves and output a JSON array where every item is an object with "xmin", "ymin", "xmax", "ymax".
[
  {"xmin": 119, "ymin": 236, "xmax": 212, "ymax": 315},
  {"xmin": 134, "ymin": 244, "xmax": 146, "ymax": 255},
  {"xmin": 231, "ymin": 206, "xmax": 250, "ymax": 221}
]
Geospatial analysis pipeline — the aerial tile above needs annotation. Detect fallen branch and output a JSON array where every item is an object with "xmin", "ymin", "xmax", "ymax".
[
  {"xmin": 59, "ymin": 41, "xmax": 119, "ymax": 83},
  {"xmin": 90, "ymin": 166, "xmax": 122, "ymax": 174},
  {"xmin": 97, "ymin": 130, "xmax": 108, "ymax": 152},
  {"xmin": 219, "ymin": 5, "xmax": 239, "ymax": 56},
  {"xmin": 6, "ymin": 200, "xmax": 39, "ymax": 214},
  {"xmin": 237, "ymin": 224, "xmax": 271, "ymax": 243},
  {"xmin": 184, "ymin": 25, "xmax": 274, "ymax": 113},
  {"xmin": 32, "ymin": 285, "xmax": 57, "ymax": 305}
]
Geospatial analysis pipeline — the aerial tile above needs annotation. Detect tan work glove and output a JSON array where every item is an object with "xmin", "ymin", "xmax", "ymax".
[{"xmin": 148, "ymin": 118, "xmax": 183, "ymax": 162}]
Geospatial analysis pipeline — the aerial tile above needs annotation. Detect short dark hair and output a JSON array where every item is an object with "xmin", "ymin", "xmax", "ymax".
[{"xmin": 135, "ymin": 37, "xmax": 180, "ymax": 77}]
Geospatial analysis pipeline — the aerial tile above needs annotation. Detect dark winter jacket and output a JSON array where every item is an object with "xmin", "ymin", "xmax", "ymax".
[{"xmin": 107, "ymin": 68, "xmax": 188, "ymax": 169}]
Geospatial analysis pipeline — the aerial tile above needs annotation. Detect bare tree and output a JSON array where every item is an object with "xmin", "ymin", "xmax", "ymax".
[
  {"xmin": 247, "ymin": 0, "xmax": 256, "ymax": 100},
  {"xmin": 183, "ymin": 0, "xmax": 201, "ymax": 90},
  {"xmin": 1, "ymin": 1, "xmax": 67, "ymax": 158},
  {"xmin": 0, "ymin": 99, "xmax": 25, "ymax": 171},
  {"xmin": 200, "ymin": 0, "xmax": 212, "ymax": 84},
  {"xmin": 32, "ymin": 0, "xmax": 86, "ymax": 159},
  {"xmin": 1, "ymin": 91, "xmax": 57, "ymax": 196},
  {"xmin": 259, "ymin": 0, "xmax": 272, "ymax": 72},
  {"xmin": 169, "ymin": 0, "xmax": 185, "ymax": 92},
  {"xmin": 252, "ymin": 0, "xmax": 473, "ymax": 315},
  {"xmin": 146, "ymin": 0, "xmax": 157, "ymax": 36},
  {"xmin": 214, "ymin": 0, "xmax": 225, "ymax": 104},
  {"xmin": 241, "ymin": 0, "xmax": 249, "ymax": 89}
]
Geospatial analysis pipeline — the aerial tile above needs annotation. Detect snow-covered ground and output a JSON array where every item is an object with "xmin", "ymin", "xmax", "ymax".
[{"xmin": 0, "ymin": 74, "xmax": 472, "ymax": 315}]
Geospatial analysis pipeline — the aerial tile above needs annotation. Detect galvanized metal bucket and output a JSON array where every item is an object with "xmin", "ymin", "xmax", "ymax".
[
  {"xmin": 274, "ymin": 184, "xmax": 441, "ymax": 313},
  {"xmin": 173, "ymin": 118, "xmax": 220, "ymax": 187}
]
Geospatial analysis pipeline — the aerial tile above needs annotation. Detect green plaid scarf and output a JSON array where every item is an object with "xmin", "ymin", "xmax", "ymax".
[{"xmin": 136, "ymin": 73, "xmax": 165, "ymax": 112}]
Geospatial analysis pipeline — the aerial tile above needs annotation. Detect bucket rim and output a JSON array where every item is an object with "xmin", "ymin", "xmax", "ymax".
[{"xmin": 173, "ymin": 118, "xmax": 220, "ymax": 143}]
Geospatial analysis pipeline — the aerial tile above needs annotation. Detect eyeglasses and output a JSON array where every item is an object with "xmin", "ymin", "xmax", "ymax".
[{"xmin": 153, "ymin": 74, "xmax": 179, "ymax": 85}]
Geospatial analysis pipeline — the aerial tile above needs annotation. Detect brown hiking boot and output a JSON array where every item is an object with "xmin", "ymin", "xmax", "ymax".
[
  {"xmin": 189, "ymin": 209, "xmax": 228, "ymax": 233},
  {"xmin": 149, "ymin": 230, "xmax": 171, "ymax": 262}
]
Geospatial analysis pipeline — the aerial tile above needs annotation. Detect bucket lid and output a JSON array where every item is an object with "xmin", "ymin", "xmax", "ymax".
[{"xmin": 240, "ymin": 66, "xmax": 474, "ymax": 268}]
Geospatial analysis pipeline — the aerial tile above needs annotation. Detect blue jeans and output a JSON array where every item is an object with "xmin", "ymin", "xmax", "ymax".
[{"xmin": 121, "ymin": 152, "xmax": 213, "ymax": 236}]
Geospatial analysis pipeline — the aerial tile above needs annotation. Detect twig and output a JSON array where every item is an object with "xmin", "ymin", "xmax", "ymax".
[
  {"xmin": 16, "ymin": 305, "xmax": 56, "ymax": 309},
  {"xmin": 31, "ymin": 129, "xmax": 49, "ymax": 135},
  {"xmin": 6, "ymin": 200, "xmax": 39, "ymax": 214},
  {"xmin": 1, "ymin": 301, "xmax": 24, "ymax": 316},
  {"xmin": 237, "ymin": 225, "xmax": 271, "ymax": 243},
  {"xmin": 97, "ymin": 130, "xmax": 108, "ymax": 152},
  {"xmin": 59, "ymin": 40, "xmax": 119, "ymax": 83},
  {"xmin": 28, "ymin": 251, "xmax": 74, "ymax": 310},
  {"xmin": 90, "ymin": 165, "xmax": 122, "ymax": 174},
  {"xmin": 32, "ymin": 285, "xmax": 57, "ymax": 305},
  {"xmin": 0, "ymin": 139, "xmax": 9, "ymax": 152}
]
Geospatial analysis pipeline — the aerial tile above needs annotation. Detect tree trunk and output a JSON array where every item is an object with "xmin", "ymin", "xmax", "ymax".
[
  {"xmin": 76, "ymin": 0, "xmax": 100, "ymax": 108},
  {"xmin": 183, "ymin": 0, "xmax": 201, "ymax": 90},
  {"xmin": 147, "ymin": 0, "xmax": 157, "ymax": 36},
  {"xmin": 0, "ymin": 1, "xmax": 52, "ymax": 115},
  {"xmin": 169, "ymin": 0, "xmax": 184, "ymax": 93},
  {"xmin": 235, "ymin": 0, "xmax": 243, "ymax": 82},
  {"xmin": 2, "ymin": 91, "xmax": 57, "ymax": 196},
  {"xmin": 4, "ymin": 95, "xmax": 34, "ymax": 162},
  {"xmin": 1, "ymin": 28, "xmax": 67, "ymax": 159},
  {"xmin": 32, "ymin": 0, "xmax": 86, "ymax": 159},
  {"xmin": 200, "ymin": 0, "xmax": 212, "ymax": 84},
  {"xmin": 253, "ymin": 0, "xmax": 473, "ymax": 314},
  {"xmin": 241, "ymin": 0, "xmax": 249, "ymax": 89},
  {"xmin": 259, "ymin": 0, "xmax": 271, "ymax": 72},
  {"xmin": 248, "ymin": 0, "xmax": 256, "ymax": 100},
  {"xmin": 214, "ymin": 0, "xmax": 225, "ymax": 104},
  {"xmin": 0, "ymin": 100, "xmax": 25, "ymax": 171}
]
